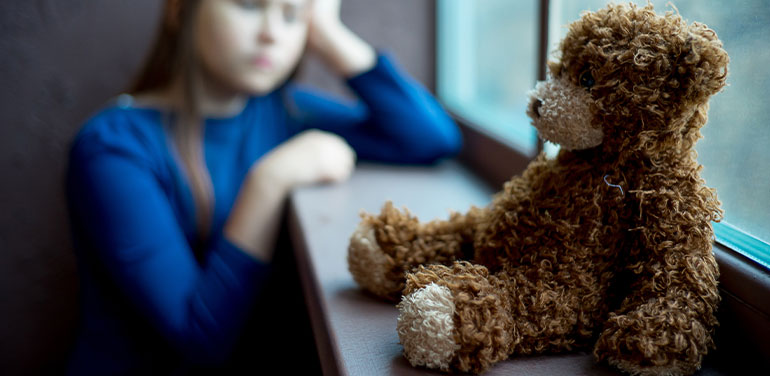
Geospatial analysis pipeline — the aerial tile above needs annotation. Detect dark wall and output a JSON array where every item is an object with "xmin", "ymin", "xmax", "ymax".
[
  {"xmin": 0, "ymin": 0, "xmax": 435, "ymax": 374},
  {"xmin": 0, "ymin": 1, "xmax": 163, "ymax": 373}
]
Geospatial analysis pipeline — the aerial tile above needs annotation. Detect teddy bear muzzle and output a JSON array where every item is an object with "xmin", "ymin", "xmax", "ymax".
[{"xmin": 527, "ymin": 76, "xmax": 603, "ymax": 150}]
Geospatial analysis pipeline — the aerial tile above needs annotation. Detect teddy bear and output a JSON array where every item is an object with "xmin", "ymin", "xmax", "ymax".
[{"xmin": 347, "ymin": 3, "xmax": 729, "ymax": 375}]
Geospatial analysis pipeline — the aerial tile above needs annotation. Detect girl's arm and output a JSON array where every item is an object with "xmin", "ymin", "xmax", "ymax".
[
  {"xmin": 287, "ymin": 54, "xmax": 462, "ymax": 164},
  {"xmin": 68, "ymin": 129, "xmax": 264, "ymax": 365},
  {"xmin": 67, "ymin": 124, "xmax": 352, "ymax": 364},
  {"xmin": 291, "ymin": 0, "xmax": 462, "ymax": 164},
  {"xmin": 224, "ymin": 129, "xmax": 355, "ymax": 259}
]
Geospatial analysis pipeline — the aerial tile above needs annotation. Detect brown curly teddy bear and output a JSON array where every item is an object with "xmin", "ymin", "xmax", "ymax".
[{"xmin": 347, "ymin": 3, "xmax": 728, "ymax": 375}]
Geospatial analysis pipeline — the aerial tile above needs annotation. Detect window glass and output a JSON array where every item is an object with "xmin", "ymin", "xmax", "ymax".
[
  {"xmin": 437, "ymin": 0, "xmax": 539, "ymax": 155},
  {"xmin": 549, "ymin": 0, "xmax": 770, "ymax": 263}
]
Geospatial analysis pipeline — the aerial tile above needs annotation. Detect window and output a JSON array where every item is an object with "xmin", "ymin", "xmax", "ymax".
[
  {"xmin": 437, "ymin": 0, "xmax": 539, "ymax": 156},
  {"xmin": 438, "ymin": 0, "xmax": 770, "ymax": 268}
]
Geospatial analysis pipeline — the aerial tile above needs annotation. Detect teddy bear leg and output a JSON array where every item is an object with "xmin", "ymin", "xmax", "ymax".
[
  {"xmin": 593, "ymin": 291, "xmax": 718, "ymax": 376},
  {"xmin": 348, "ymin": 202, "xmax": 483, "ymax": 301},
  {"xmin": 594, "ymin": 298, "xmax": 714, "ymax": 376},
  {"xmin": 593, "ymin": 249, "xmax": 720, "ymax": 376},
  {"xmin": 397, "ymin": 261, "xmax": 611, "ymax": 373},
  {"xmin": 396, "ymin": 262, "xmax": 515, "ymax": 373}
]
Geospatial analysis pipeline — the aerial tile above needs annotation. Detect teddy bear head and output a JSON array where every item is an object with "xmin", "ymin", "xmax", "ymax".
[{"xmin": 528, "ymin": 3, "xmax": 728, "ymax": 159}]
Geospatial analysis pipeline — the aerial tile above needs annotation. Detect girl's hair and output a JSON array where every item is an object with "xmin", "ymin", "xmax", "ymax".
[{"xmin": 129, "ymin": 0, "xmax": 214, "ymax": 251}]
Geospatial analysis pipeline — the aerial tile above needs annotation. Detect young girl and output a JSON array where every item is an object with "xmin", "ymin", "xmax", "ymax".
[{"xmin": 65, "ymin": 0, "xmax": 460, "ymax": 373}]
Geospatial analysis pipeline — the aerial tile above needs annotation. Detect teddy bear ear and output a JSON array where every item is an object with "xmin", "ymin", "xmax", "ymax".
[{"xmin": 675, "ymin": 22, "xmax": 729, "ymax": 103}]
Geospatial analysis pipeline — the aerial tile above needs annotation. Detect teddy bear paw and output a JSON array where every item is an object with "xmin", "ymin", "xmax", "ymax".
[
  {"xmin": 396, "ymin": 282, "xmax": 461, "ymax": 371},
  {"xmin": 348, "ymin": 222, "xmax": 402, "ymax": 300}
]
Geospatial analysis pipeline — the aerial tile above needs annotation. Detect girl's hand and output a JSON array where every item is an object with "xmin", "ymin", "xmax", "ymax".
[
  {"xmin": 252, "ymin": 129, "xmax": 356, "ymax": 193},
  {"xmin": 306, "ymin": 0, "xmax": 376, "ymax": 77},
  {"xmin": 225, "ymin": 130, "xmax": 355, "ymax": 260},
  {"xmin": 307, "ymin": 0, "xmax": 342, "ymax": 33}
]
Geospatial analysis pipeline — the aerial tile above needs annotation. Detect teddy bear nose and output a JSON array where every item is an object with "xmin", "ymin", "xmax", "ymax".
[{"xmin": 532, "ymin": 99, "xmax": 543, "ymax": 118}]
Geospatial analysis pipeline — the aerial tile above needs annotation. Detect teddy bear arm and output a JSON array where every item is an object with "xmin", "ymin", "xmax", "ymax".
[
  {"xmin": 593, "ymin": 220, "xmax": 720, "ymax": 376},
  {"xmin": 419, "ymin": 204, "xmax": 488, "ymax": 258},
  {"xmin": 348, "ymin": 202, "xmax": 488, "ymax": 301}
]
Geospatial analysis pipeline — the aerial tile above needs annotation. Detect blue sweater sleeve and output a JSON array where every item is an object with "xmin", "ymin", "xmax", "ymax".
[
  {"xmin": 286, "ymin": 53, "xmax": 462, "ymax": 164},
  {"xmin": 67, "ymin": 119, "xmax": 270, "ymax": 364}
]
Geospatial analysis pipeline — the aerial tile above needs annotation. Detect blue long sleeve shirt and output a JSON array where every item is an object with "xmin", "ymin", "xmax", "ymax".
[{"xmin": 65, "ymin": 54, "xmax": 461, "ymax": 374}]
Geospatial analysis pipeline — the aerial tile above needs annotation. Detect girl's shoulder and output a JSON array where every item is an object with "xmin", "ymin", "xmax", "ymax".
[
  {"xmin": 70, "ymin": 94, "xmax": 168, "ymax": 168},
  {"xmin": 79, "ymin": 93, "xmax": 165, "ymax": 130}
]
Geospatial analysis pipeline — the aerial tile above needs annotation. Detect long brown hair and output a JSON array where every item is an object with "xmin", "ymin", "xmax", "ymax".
[{"xmin": 129, "ymin": 0, "xmax": 214, "ymax": 249}]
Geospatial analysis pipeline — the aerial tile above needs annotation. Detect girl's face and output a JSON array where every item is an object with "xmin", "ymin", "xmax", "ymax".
[{"xmin": 194, "ymin": 0, "xmax": 311, "ymax": 95}]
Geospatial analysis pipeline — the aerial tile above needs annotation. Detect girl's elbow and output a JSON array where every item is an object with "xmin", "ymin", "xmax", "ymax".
[
  {"xmin": 430, "ymin": 121, "xmax": 463, "ymax": 160},
  {"xmin": 443, "ymin": 128, "xmax": 464, "ymax": 156},
  {"xmin": 411, "ymin": 132, "xmax": 463, "ymax": 164},
  {"xmin": 386, "ymin": 116, "xmax": 463, "ymax": 164}
]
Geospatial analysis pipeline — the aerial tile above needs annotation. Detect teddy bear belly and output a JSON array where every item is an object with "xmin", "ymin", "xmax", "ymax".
[
  {"xmin": 470, "ymin": 231, "xmax": 621, "ymax": 348},
  {"xmin": 496, "ymin": 258, "xmax": 617, "ymax": 352},
  {"xmin": 471, "ymin": 210, "xmax": 621, "ymax": 271}
]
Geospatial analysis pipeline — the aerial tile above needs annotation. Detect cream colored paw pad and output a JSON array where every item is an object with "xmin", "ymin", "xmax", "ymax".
[
  {"xmin": 396, "ymin": 282, "xmax": 460, "ymax": 371},
  {"xmin": 348, "ymin": 222, "xmax": 394, "ymax": 297}
]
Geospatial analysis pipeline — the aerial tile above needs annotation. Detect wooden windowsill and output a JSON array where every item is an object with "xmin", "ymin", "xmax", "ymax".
[{"xmin": 286, "ymin": 160, "xmax": 754, "ymax": 375}]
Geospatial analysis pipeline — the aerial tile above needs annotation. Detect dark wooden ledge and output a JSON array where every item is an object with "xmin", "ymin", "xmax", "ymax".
[{"xmin": 287, "ymin": 160, "xmax": 739, "ymax": 375}]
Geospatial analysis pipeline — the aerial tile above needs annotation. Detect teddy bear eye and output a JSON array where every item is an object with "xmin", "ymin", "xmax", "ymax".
[{"xmin": 579, "ymin": 71, "xmax": 595, "ymax": 89}]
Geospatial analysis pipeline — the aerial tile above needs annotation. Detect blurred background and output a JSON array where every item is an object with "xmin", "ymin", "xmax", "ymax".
[{"xmin": 0, "ymin": 1, "xmax": 437, "ymax": 373}]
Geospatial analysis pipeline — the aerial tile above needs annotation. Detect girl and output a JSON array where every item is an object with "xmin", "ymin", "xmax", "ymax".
[{"xmin": 65, "ymin": 0, "xmax": 460, "ymax": 373}]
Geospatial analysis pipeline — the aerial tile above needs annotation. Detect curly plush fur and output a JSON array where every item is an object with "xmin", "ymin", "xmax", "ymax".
[{"xmin": 348, "ymin": 3, "xmax": 728, "ymax": 375}]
